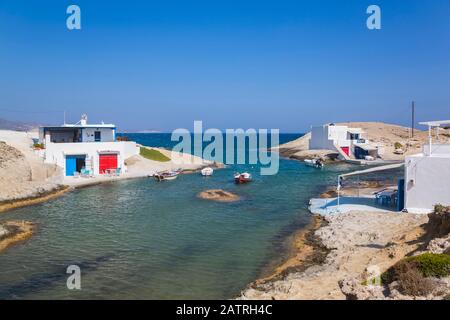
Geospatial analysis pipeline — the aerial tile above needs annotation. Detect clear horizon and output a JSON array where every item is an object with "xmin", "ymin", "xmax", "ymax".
[{"xmin": 1, "ymin": 0, "xmax": 449, "ymax": 132}]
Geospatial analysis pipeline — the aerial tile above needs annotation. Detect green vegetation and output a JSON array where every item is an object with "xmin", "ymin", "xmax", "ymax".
[
  {"xmin": 139, "ymin": 147, "xmax": 171, "ymax": 162},
  {"xmin": 33, "ymin": 143, "xmax": 45, "ymax": 149},
  {"xmin": 434, "ymin": 204, "xmax": 447, "ymax": 214},
  {"xmin": 410, "ymin": 253, "xmax": 450, "ymax": 278},
  {"xmin": 381, "ymin": 253, "xmax": 450, "ymax": 296},
  {"xmin": 394, "ymin": 142, "xmax": 403, "ymax": 150}
]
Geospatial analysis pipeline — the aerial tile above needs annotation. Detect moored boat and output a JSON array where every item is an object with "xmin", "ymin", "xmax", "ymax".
[
  {"xmin": 234, "ymin": 172, "xmax": 251, "ymax": 184},
  {"xmin": 154, "ymin": 170, "xmax": 181, "ymax": 181},
  {"xmin": 304, "ymin": 158, "xmax": 324, "ymax": 169},
  {"xmin": 201, "ymin": 167, "xmax": 214, "ymax": 176}
]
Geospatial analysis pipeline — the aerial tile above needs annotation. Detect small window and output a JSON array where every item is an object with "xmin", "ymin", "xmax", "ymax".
[{"xmin": 94, "ymin": 131, "xmax": 101, "ymax": 142}]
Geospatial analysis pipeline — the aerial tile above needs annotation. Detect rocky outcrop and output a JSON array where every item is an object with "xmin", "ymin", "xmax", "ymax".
[
  {"xmin": 197, "ymin": 189, "xmax": 240, "ymax": 202},
  {"xmin": 0, "ymin": 132, "xmax": 64, "ymax": 204},
  {"xmin": 425, "ymin": 206, "xmax": 450, "ymax": 238},
  {"xmin": 0, "ymin": 221, "xmax": 35, "ymax": 253},
  {"xmin": 427, "ymin": 236, "xmax": 450, "ymax": 254},
  {"xmin": 339, "ymin": 277, "xmax": 385, "ymax": 300},
  {"xmin": 238, "ymin": 212, "xmax": 428, "ymax": 300},
  {"xmin": 340, "ymin": 275, "xmax": 450, "ymax": 300}
]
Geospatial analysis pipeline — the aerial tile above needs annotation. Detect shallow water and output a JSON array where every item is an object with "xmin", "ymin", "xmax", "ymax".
[{"xmin": 0, "ymin": 134, "xmax": 358, "ymax": 299}]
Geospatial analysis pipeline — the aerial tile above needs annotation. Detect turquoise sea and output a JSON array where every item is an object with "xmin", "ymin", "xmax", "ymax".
[{"xmin": 0, "ymin": 134, "xmax": 357, "ymax": 299}]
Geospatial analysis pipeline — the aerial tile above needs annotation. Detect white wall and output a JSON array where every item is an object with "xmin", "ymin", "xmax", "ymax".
[
  {"xmin": 309, "ymin": 125, "xmax": 350, "ymax": 150},
  {"xmin": 44, "ymin": 141, "xmax": 138, "ymax": 175},
  {"xmin": 405, "ymin": 155, "xmax": 450, "ymax": 212},
  {"xmin": 423, "ymin": 144, "xmax": 450, "ymax": 156},
  {"xmin": 81, "ymin": 127, "xmax": 115, "ymax": 142}
]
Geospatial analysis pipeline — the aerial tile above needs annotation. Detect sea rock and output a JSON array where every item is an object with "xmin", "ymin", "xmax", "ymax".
[
  {"xmin": 0, "ymin": 225, "xmax": 9, "ymax": 238},
  {"xmin": 197, "ymin": 189, "xmax": 240, "ymax": 202}
]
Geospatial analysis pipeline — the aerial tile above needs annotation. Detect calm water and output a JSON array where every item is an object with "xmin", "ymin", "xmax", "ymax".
[{"xmin": 0, "ymin": 134, "xmax": 355, "ymax": 299}]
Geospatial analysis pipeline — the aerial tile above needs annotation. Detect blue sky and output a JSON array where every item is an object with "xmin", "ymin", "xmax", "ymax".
[{"xmin": 0, "ymin": 0, "xmax": 449, "ymax": 132}]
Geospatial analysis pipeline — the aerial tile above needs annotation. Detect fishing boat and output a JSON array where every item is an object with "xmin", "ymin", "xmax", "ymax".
[
  {"xmin": 153, "ymin": 170, "xmax": 181, "ymax": 181},
  {"xmin": 201, "ymin": 167, "xmax": 214, "ymax": 176},
  {"xmin": 304, "ymin": 158, "xmax": 324, "ymax": 169},
  {"xmin": 234, "ymin": 172, "xmax": 252, "ymax": 184}
]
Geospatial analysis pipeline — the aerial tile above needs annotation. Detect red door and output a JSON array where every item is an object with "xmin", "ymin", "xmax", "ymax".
[
  {"xmin": 341, "ymin": 147, "xmax": 350, "ymax": 156},
  {"xmin": 99, "ymin": 154, "xmax": 118, "ymax": 174}
]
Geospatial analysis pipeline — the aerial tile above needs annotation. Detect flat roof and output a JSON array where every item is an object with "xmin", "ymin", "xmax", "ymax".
[
  {"xmin": 347, "ymin": 128, "xmax": 365, "ymax": 134},
  {"xmin": 355, "ymin": 143, "xmax": 378, "ymax": 151},
  {"xmin": 419, "ymin": 120, "xmax": 450, "ymax": 127},
  {"xmin": 41, "ymin": 124, "xmax": 115, "ymax": 129},
  {"xmin": 62, "ymin": 124, "xmax": 115, "ymax": 128}
]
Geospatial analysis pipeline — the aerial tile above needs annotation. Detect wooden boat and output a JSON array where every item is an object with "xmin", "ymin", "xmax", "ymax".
[
  {"xmin": 154, "ymin": 170, "xmax": 180, "ymax": 181},
  {"xmin": 304, "ymin": 159, "xmax": 324, "ymax": 169},
  {"xmin": 201, "ymin": 167, "xmax": 214, "ymax": 176},
  {"xmin": 234, "ymin": 172, "xmax": 251, "ymax": 184}
]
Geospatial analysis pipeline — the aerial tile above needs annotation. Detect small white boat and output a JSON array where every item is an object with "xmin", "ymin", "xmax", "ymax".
[
  {"xmin": 304, "ymin": 159, "xmax": 324, "ymax": 169},
  {"xmin": 234, "ymin": 172, "xmax": 252, "ymax": 184},
  {"xmin": 201, "ymin": 167, "xmax": 214, "ymax": 176},
  {"xmin": 154, "ymin": 170, "xmax": 180, "ymax": 181}
]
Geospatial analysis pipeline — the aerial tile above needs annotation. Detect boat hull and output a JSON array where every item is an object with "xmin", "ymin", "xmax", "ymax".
[
  {"xmin": 201, "ymin": 167, "xmax": 214, "ymax": 176},
  {"xmin": 234, "ymin": 173, "xmax": 252, "ymax": 184},
  {"xmin": 154, "ymin": 171, "xmax": 180, "ymax": 181}
]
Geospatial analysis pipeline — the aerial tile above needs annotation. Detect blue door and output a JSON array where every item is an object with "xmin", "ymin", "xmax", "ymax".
[{"xmin": 65, "ymin": 156, "xmax": 77, "ymax": 176}]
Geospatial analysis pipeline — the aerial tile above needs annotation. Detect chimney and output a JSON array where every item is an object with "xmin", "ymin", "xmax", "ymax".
[{"xmin": 80, "ymin": 114, "xmax": 88, "ymax": 126}]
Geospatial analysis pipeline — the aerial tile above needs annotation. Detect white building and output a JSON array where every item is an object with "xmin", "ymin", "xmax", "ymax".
[
  {"xmin": 404, "ymin": 120, "xmax": 450, "ymax": 213},
  {"xmin": 309, "ymin": 124, "xmax": 378, "ymax": 159},
  {"xmin": 39, "ymin": 115, "xmax": 138, "ymax": 176}
]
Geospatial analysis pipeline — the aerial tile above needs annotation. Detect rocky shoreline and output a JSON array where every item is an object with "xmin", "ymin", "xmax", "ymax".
[
  {"xmin": 239, "ymin": 182, "xmax": 450, "ymax": 300},
  {"xmin": 0, "ymin": 185, "xmax": 70, "ymax": 214},
  {"xmin": 0, "ymin": 220, "xmax": 35, "ymax": 253}
]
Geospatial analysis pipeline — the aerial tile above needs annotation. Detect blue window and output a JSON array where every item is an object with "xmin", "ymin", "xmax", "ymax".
[{"xmin": 94, "ymin": 131, "xmax": 101, "ymax": 142}]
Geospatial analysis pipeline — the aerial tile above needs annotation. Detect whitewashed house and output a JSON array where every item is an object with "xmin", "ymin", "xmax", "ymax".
[
  {"xmin": 309, "ymin": 123, "xmax": 379, "ymax": 159},
  {"xmin": 404, "ymin": 120, "xmax": 450, "ymax": 213},
  {"xmin": 39, "ymin": 114, "xmax": 138, "ymax": 176}
]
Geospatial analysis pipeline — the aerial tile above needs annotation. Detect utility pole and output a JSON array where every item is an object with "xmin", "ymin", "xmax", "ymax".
[{"xmin": 411, "ymin": 101, "xmax": 415, "ymax": 138}]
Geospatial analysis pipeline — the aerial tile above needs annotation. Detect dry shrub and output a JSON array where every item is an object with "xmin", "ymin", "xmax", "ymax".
[
  {"xmin": 382, "ymin": 259, "xmax": 436, "ymax": 296},
  {"xmin": 395, "ymin": 260, "xmax": 435, "ymax": 296}
]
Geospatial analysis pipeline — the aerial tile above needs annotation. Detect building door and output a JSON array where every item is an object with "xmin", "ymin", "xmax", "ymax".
[
  {"xmin": 99, "ymin": 154, "xmax": 118, "ymax": 174},
  {"xmin": 66, "ymin": 155, "xmax": 86, "ymax": 176}
]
